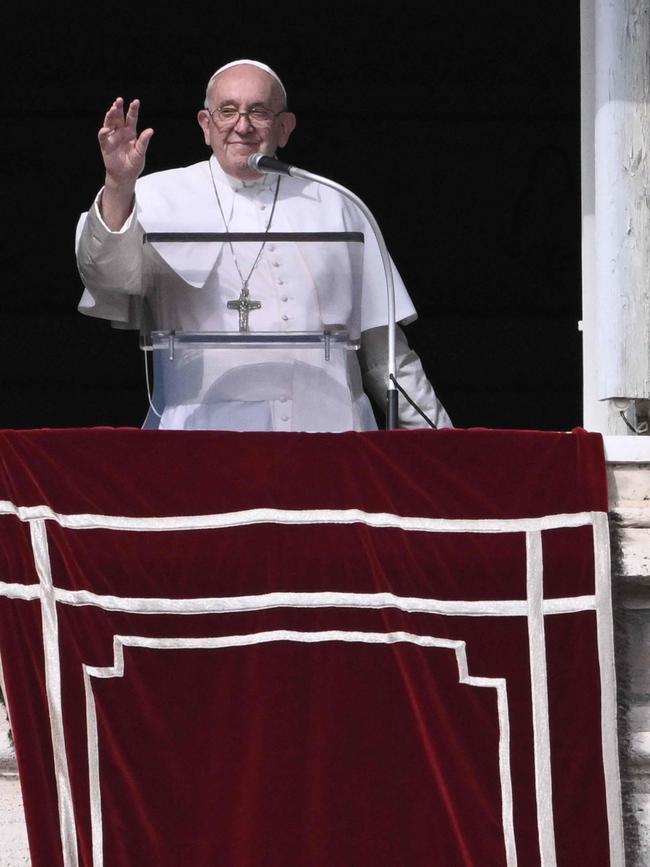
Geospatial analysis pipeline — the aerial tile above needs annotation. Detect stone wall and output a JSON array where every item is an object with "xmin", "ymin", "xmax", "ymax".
[{"xmin": 607, "ymin": 461, "xmax": 650, "ymax": 861}]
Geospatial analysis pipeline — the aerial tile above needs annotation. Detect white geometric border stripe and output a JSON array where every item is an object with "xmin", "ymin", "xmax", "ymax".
[{"xmin": 83, "ymin": 632, "xmax": 515, "ymax": 867}]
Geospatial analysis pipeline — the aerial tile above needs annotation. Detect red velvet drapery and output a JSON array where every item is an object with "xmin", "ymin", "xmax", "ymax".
[{"xmin": 0, "ymin": 427, "xmax": 622, "ymax": 866}]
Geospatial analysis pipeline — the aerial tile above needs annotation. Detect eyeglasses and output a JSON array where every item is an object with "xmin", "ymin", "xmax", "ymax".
[{"xmin": 209, "ymin": 106, "xmax": 286, "ymax": 128}]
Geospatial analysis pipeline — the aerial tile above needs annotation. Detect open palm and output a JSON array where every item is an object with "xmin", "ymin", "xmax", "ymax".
[{"xmin": 98, "ymin": 97, "xmax": 153, "ymax": 183}]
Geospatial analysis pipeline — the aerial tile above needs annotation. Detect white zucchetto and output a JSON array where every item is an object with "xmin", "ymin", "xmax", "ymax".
[{"xmin": 205, "ymin": 59, "xmax": 287, "ymax": 105}]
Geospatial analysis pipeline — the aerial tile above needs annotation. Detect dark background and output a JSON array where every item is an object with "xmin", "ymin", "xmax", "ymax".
[{"xmin": 2, "ymin": 2, "xmax": 582, "ymax": 431}]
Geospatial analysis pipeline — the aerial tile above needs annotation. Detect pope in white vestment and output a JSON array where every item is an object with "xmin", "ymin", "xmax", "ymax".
[{"xmin": 76, "ymin": 60, "xmax": 453, "ymax": 433}]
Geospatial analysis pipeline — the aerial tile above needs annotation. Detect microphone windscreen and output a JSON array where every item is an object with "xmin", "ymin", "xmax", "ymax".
[{"xmin": 247, "ymin": 153, "xmax": 293, "ymax": 175}]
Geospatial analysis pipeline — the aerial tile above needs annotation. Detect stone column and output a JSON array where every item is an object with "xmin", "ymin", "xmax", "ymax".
[{"xmin": 582, "ymin": 0, "xmax": 650, "ymax": 434}]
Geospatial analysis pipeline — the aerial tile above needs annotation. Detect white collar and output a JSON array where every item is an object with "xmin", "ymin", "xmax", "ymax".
[{"xmin": 209, "ymin": 155, "xmax": 275, "ymax": 192}]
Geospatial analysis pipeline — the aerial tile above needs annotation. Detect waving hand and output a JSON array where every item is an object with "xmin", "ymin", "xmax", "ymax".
[
  {"xmin": 97, "ymin": 98, "xmax": 153, "ymax": 230},
  {"xmin": 99, "ymin": 97, "xmax": 153, "ymax": 183}
]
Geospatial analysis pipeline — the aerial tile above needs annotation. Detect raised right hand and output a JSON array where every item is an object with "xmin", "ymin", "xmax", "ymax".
[{"xmin": 98, "ymin": 97, "xmax": 154, "ymax": 185}]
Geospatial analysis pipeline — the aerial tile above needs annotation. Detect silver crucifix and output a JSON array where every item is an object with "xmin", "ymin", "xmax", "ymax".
[{"xmin": 227, "ymin": 287, "xmax": 262, "ymax": 333}]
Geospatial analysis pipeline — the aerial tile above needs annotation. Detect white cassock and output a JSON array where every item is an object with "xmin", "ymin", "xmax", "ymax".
[{"xmin": 76, "ymin": 156, "xmax": 453, "ymax": 432}]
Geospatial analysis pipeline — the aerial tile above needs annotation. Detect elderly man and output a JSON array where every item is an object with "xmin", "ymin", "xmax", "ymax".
[{"xmin": 76, "ymin": 59, "xmax": 452, "ymax": 432}]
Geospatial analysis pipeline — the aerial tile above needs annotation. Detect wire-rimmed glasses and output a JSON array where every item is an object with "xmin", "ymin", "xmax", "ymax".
[{"xmin": 209, "ymin": 105, "xmax": 286, "ymax": 128}]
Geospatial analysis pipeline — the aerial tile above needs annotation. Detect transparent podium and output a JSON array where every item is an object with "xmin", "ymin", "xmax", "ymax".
[
  {"xmin": 139, "ymin": 230, "xmax": 378, "ymax": 432},
  {"xmin": 140, "ymin": 328, "xmax": 377, "ymax": 432}
]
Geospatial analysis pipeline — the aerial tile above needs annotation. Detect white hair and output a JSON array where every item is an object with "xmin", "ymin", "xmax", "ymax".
[{"xmin": 204, "ymin": 59, "xmax": 288, "ymax": 109}]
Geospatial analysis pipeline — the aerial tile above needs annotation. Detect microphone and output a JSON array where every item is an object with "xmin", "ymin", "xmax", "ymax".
[{"xmin": 247, "ymin": 153, "xmax": 295, "ymax": 176}]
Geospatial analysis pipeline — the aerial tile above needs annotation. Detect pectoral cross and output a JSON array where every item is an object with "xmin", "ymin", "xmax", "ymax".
[{"xmin": 227, "ymin": 287, "xmax": 262, "ymax": 333}]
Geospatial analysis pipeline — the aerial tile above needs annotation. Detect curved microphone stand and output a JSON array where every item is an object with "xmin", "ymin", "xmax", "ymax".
[{"xmin": 248, "ymin": 153, "xmax": 398, "ymax": 429}]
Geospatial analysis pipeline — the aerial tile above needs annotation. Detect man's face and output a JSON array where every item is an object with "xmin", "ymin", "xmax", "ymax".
[{"xmin": 198, "ymin": 65, "xmax": 296, "ymax": 180}]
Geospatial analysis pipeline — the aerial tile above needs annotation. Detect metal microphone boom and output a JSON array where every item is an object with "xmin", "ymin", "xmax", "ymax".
[{"xmin": 247, "ymin": 152, "xmax": 399, "ymax": 429}]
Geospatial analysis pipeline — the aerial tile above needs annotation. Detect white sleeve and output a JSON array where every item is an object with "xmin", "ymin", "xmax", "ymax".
[
  {"xmin": 89, "ymin": 191, "xmax": 136, "ymax": 234},
  {"xmin": 75, "ymin": 191, "xmax": 145, "ymax": 326},
  {"xmin": 358, "ymin": 324, "xmax": 454, "ymax": 429}
]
